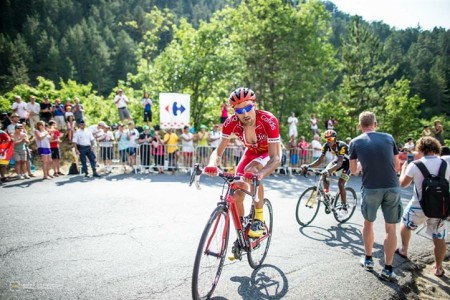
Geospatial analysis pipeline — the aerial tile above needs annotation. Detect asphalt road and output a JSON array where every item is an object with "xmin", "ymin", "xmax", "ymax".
[{"xmin": 0, "ymin": 172, "xmax": 445, "ymax": 299}]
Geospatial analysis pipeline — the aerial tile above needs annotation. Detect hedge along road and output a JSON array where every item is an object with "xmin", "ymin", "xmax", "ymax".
[{"xmin": 0, "ymin": 172, "xmax": 441, "ymax": 299}]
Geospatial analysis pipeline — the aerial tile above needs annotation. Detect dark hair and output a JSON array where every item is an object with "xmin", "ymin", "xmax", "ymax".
[
  {"xmin": 416, "ymin": 136, "xmax": 441, "ymax": 155},
  {"xmin": 441, "ymin": 146, "xmax": 450, "ymax": 156}
]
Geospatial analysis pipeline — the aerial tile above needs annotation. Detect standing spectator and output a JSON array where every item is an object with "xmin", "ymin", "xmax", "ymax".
[
  {"xmin": 433, "ymin": 119, "xmax": 445, "ymax": 146},
  {"xmin": 48, "ymin": 120, "xmax": 63, "ymax": 176},
  {"xmin": 298, "ymin": 136, "xmax": 309, "ymax": 165},
  {"xmin": 326, "ymin": 115, "xmax": 337, "ymax": 130},
  {"xmin": 89, "ymin": 121, "xmax": 107, "ymax": 160},
  {"xmin": 232, "ymin": 136, "xmax": 244, "ymax": 167},
  {"xmin": 72, "ymin": 120, "xmax": 100, "ymax": 178},
  {"xmin": 152, "ymin": 126, "xmax": 165, "ymax": 174},
  {"xmin": 12, "ymin": 123, "xmax": 29, "ymax": 179},
  {"xmin": 349, "ymin": 111, "xmax": 402, "ymax": 281},
  {"xmin": 127, "ymin": 121, "xmax": 139, "ymax": 170},
  {"xmin": 53, "ymin": 98, "xmax": 66, "ymax": 131},
  {"xmin": 422, "ymin": 125, "xmax": 432, "ymax": 137},
  {"xmin": 114, "ymin": 89, "xmax": 131, "ymax": 122},
  {"xmin": 0, "ymin": 127, "xmax": 13, "ymax": 183},
  {"xmin": 72, "ymin": 98, "xmax": 85, "ymax": 125},
  {"xmin": 287, "ymin": 112, "xmax": 298, "ymax": 138},
  {"xmin": 288, "ymin": 135, "xmax": 298, "ymax": 168},
  {"xmin": 115, "ymin": 123, "xmax": 130, "ymax": 174},
  {"xmin": 180, "ymin": 125, "xmax": 194, "ymax": 171},
  {"xmin": 66, "ymin": 115, "xmax": 76, "ymax": 144},
  {"xmin": 98, "ymin": 124, "xmax": 114, "ymax": 174},
  {"xmin": 208, "ymin": 124, "xmax": 221, "ymax": 151},
  {"xmin": 11, "ymin": 95, "xmax": 28, "ymax": 124},
  {"xmin": 196, "ymin": 125, "xmax": 209, "ymax": 166},
  {"xmin": 311, "ymin": 134, "xmax": 322, "ymax": 161},
  {"xmin": 7, "ymin": 113, "xmax": 20, "ymax": 135},
  {"xmin": 34, "ymin": 121, "xmax": 53, "ymax": 179},
  {"xmin": 64, "ymin": 98, "xmax": 73, "ymax": 113},
  {"xmin": 65, "ymin": 105, "xmax": 74, "ymax": 120},
  {"xmin": 1, "ymin": 113, "xmax": 11, "ymax": 131},
  {"xmin": 397, "ymin": 136, "xmax": 449, "ymax": 277},
  {"xmin": 220, "ymin": 100, "xmax": 229, "ymax": 124},
  {"xmin": 27, "ymin": 96, "xmax": 40, "ymax": 131},
  {"xmin": 163, "ymin": 128, "xmax": 179, "ymax": 174},
  {"xmin": 405, "ymin": 137, "xmax": 415, "ymax": 152},
  {"xmin": 142, "ymin": 92, "xmax": 152, "ymax": 126},
  {"xmin": 137, "ymin": 125, "xmax": 153, "ymax": 173},
  {"xmin": 22, "ymin": 123, "xmax": 36, "ymax": 178},
  {"xmin": 39, "ymin": 96, "xmax": 52, "ymax": 124},
  {"xmin": 310, "ymin": 113, "xmax": 319, "ymax": 136}
]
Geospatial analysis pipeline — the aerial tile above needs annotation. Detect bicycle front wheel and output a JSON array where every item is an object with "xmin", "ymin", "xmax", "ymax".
[
  {"xmin": 192, "ymin": 205, "xmax": 230, "ymax": 300},
  {"xmin": 247, "ymin": 198, "xmax": 273, "ymax": 269},
  {"xmin": 333, "ymin": 187, "xmax": 358, "ymax": 223},
  {"xmin": 296, "ymin": 186, "xmax": 321, "ymax": 226}
]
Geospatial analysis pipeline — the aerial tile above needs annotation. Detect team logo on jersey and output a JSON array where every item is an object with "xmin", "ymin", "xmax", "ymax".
[{"xmin": 261, "ymin": 115, "xmax": 276, "ymax": 130}]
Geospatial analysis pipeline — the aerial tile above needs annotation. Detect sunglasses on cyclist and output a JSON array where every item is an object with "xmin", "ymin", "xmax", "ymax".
[
  {"xmin": 234, "ymin": 104, "xmax": 254, "ymax": 115},
  {"xmin": 326, "ymin": 137, "xmax": 335, "ymax": 142}
]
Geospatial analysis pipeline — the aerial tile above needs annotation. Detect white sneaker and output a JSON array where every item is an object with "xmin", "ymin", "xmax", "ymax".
[
  {"xmin": 16, "ymin": 175, "xmax": 24, "ymax": 180},
  {"xmin": 23, "ymin": 174, "xmax": 30, "ymax": 179}
]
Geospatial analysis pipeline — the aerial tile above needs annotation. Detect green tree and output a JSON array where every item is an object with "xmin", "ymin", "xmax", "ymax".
[{"xmin": 378, "ymin": 79, "xmax": 424, "ymax": 142}]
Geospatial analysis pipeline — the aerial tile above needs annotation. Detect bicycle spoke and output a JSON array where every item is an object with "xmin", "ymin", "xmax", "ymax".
[{"xmin": 333, "ymin": 187, "xmax": 358, "ymax": 223}]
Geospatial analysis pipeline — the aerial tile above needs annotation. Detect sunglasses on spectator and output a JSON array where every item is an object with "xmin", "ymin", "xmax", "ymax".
[{"xmin": 234, "ymin": 104, "xmax": 254, "ymax": 115}]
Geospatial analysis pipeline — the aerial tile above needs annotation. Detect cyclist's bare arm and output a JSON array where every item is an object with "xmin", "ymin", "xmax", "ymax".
[
  {"xmin": 207, "ymin": 137, "xmax": 229, "ymax": 167},
  {"xmin": 327, "ymin": 156, "xmax": 343, "ymax": 173},
  {"xmin": 257, "ymin": 142, "xmax": 281, "ymax": 179},
  {"xmin": 307, "ymin": 154, "xmax": 325, "ymax": 168}
]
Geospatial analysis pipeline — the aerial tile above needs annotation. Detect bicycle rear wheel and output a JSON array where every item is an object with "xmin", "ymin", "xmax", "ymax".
[
  {"xmin": 296, "ymin": 187, "xmax": 321, "ymax": 226},
  {"xmin": 192, "ymin": 206, "xmax": 230, "ymax": 300},
  {"xmin": 333, "ymin": 187, "xmax": 358, "ymax": 223},
  {"xmin": 247, "ymin": 198, "xmax": 273, "ymax": 269}
]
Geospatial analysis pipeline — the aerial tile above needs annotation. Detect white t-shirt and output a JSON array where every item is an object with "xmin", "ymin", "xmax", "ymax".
[
  {"xmin": 12, "ymin": 102, "xmax": 28, "ymax": 119},
  {"xmin": 288, "ymin": 116, "xmax": 298, "ymax": 137},
  {"xmin": 209, "ymin": 130, "xmax": 221, "ymax": 148},
  {"xmin": 311, "ymin": 139, "xmax": 322, "ymax": 157},
  {"xmin": 180, "ymin": 132, "xmax": 194, "ymax": 152},
  {"xmin": 127, "ymin": 129, "xmax": 139, "ymax": 147},
  {"xmin": 310, "ymin": 117, "xmax": 318, "ymax": 130},
  {"xmin": 405, "ymin": 156, "xmax": 450, "ymax": 202},
  {"xmin": 114, "ymin": 95, "xmax": 128, "ymax": 108},
  {"xmin": 27, "ymin": 102, "xmax": 40, "ymax": 116},
  {"xmin": 98, "ymin": 131, "xmax": 114, "ymax": 147}
]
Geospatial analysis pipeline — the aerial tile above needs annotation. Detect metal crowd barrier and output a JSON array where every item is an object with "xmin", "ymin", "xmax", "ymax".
[{"xmin": 91, "ymin": 142, "xmax": 333, "ymax": 175}]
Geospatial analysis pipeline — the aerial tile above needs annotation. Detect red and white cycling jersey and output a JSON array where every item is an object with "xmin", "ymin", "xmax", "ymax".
[{"xmin": 221, "ymin": 110, "xmax": 280, "ymax": 155}]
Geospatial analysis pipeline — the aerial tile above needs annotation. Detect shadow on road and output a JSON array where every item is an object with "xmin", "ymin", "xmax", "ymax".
[
  {"xmin": 298, "ymin": 223, "xmax": 386, "ymax": 258},
  {"xmin": 228, "ymin": 264, "xmax": 288, "ymax": 300}
]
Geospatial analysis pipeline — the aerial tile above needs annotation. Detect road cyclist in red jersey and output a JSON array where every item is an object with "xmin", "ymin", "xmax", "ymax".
[{"xmin": 204, "ymin": 87, "xmax": 282, "ymax": 240}]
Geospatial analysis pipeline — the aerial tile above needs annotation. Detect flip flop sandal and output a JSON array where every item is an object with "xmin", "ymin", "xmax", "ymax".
[{"xmin": 395, "ymin": 248, "xmax": 408, "ymax": 260}]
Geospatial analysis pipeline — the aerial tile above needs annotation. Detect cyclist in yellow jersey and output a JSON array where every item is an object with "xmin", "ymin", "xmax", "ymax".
[{"xmin": 302, "ymin": 130, "xmax": 351, "ymax": 216}]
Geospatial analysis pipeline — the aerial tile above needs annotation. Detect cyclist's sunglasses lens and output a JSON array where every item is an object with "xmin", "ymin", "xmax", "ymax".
[
  {"xmin": 235, "ymin": 104, "xmax": 254, "ymax": 115},
  {"xmin": 326, "ymin": 137, "xmax": 334, "ymax": 142}
]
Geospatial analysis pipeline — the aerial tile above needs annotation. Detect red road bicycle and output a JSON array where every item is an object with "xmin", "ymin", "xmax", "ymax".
[{"xmin": 189, "ymin": 164, "xmax": 273, "ymax": 300}]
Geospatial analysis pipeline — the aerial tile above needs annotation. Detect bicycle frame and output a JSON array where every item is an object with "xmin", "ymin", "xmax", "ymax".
[
  {"xmin": 305, "ymin": 171, "xmax": 335, "ymax": 213},
  {"xmin": 191, "ymin": 164, "xmax": 267, "ymax": 256}
]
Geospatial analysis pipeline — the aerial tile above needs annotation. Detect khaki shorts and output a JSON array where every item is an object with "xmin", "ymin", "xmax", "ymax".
[
  {"xmin": 13, "ymin": 151, "xmax": 27, "ymax": 162},
  {"xmin": 361, "ymin": 187, "xmax": 402, "ymax": 223}
]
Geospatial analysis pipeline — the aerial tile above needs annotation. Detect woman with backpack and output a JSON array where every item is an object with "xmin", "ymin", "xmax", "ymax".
[{"xmin": 398, "ymin": 136, "xmax": 450, "ymax": 277}]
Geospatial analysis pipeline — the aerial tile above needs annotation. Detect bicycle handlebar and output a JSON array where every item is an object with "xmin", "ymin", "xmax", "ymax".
[{"xmin": 189, "ymin": 164, "xmax": 261, "ymax": 202}]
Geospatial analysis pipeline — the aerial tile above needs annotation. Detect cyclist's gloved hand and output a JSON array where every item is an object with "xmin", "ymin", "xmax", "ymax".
[
  {"xmin": 301, "ymin": 164, "xmax": 309, "ymax": 171},
  {"xmin": 204, "ymin": 166, "xmax": 218, "ymax": 176},
  {"xmin": 243, "ymin": 172, "xmax": 261, "ymax": 182}
]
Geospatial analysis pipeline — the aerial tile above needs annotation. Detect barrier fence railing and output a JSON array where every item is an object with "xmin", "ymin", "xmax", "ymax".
[{"xmin": 91, "ymin": 143, "xmax": 332, "ymax": 175}]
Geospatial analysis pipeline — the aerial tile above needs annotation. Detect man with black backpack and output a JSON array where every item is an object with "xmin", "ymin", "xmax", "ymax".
[{"xmin": 398, "ymin": 136, "xmax": 450, "ymax": 277}]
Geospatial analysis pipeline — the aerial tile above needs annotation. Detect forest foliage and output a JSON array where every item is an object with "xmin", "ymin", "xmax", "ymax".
[{"xmin": 0, "ymin": 0, "xmax": 448, "ymax": 144}]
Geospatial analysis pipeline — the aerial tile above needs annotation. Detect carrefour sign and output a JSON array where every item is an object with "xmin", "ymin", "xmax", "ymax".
[{"xmin": 159, "ymin": 93, "xmax": 190, "ymax": 129}]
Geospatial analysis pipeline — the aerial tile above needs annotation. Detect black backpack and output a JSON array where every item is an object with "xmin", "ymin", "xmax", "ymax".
[
  {"xmin": 414, "ymin": 160, "xmax": 450, "ymax": 219},
  {"xmin": 68, "ymin": 162, "xmax": 79, "ymax": 175}
]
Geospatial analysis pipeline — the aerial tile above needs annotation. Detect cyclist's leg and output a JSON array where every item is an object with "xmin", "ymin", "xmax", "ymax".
[{"xmin": 337, "ymin": 167, "xmax": 350, "ymax": 204}]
